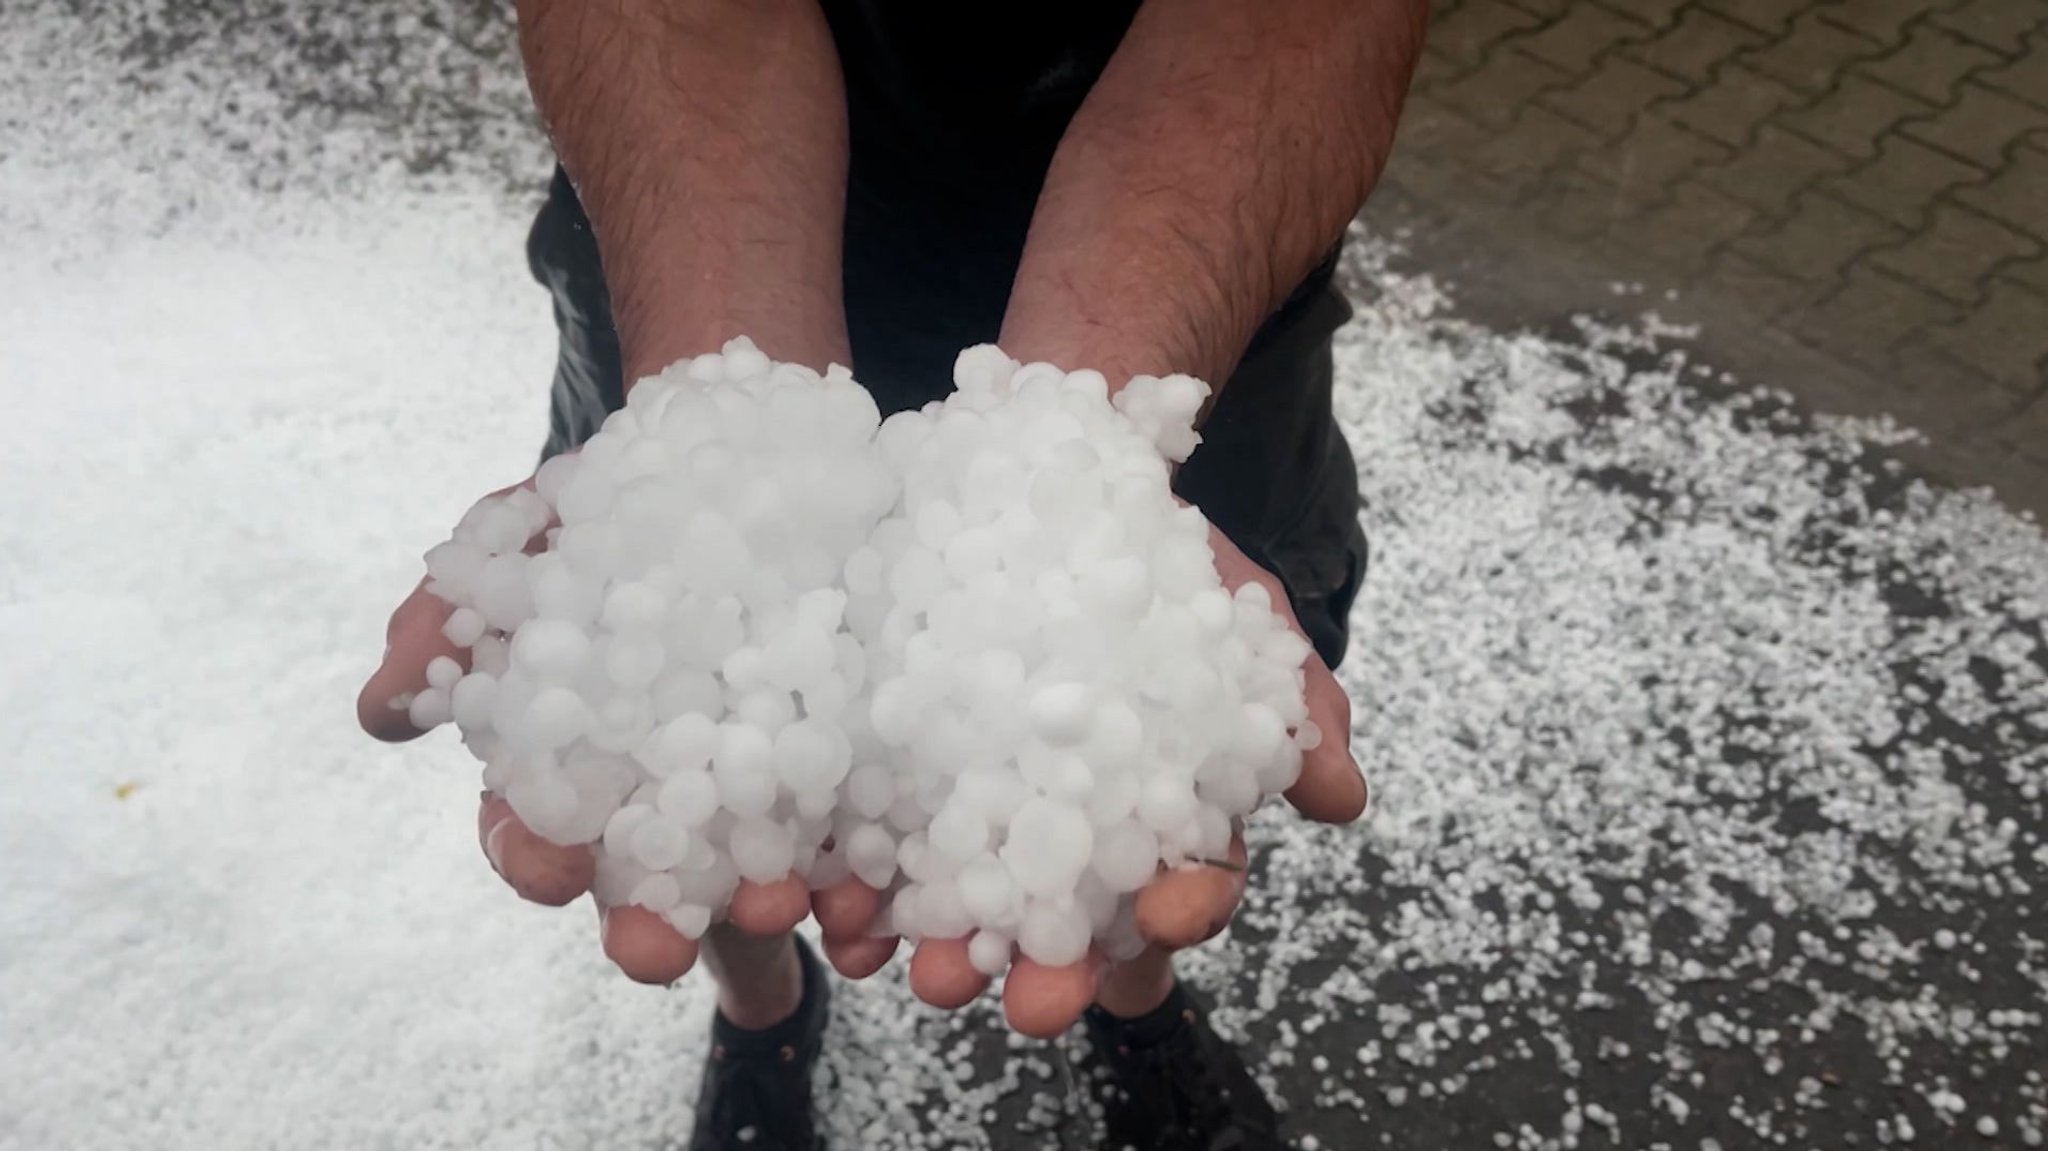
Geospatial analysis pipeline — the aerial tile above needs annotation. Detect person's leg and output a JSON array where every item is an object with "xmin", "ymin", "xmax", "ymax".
[
  {"xmin": 1094, "ymin": 947, "xmax": 1176, "ymax": 1017},
  {"xmin": 695, "ymin": 925, "xmax": 805, "ymax": 1030}
]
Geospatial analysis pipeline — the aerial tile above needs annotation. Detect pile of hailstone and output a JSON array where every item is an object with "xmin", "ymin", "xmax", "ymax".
[{"xmin": 412, "ymin": 339, "xmax": 1318, "ymax": 968}]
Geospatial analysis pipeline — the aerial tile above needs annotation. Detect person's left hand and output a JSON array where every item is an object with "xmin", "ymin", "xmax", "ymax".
[{"xmin": 810, "ymin": 522, "xmax": 1368, "ymax": 1036}]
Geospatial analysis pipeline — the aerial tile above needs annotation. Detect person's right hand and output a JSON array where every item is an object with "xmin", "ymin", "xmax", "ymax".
[{"xmin": 355, "ymin": 480, "xmax": 901, "ymax": 985}]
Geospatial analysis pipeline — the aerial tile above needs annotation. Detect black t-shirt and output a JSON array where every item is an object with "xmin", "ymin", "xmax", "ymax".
[{"xmin": 818, "ymin": 0, "xmax": 1152, "ymax": 412}]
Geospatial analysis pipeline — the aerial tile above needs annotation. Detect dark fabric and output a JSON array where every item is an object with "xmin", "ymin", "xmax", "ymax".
[
  {"xmin": 1083, "ymin": 982, "xmax": 1290, "ymax": 1151},
  {"xmin": 523, "ymin": 5, "xmax": 1370, "ymax": 667},
  {"xmin": 689, "ymin": 937, "xmax": 832, "ymax": 1151}
]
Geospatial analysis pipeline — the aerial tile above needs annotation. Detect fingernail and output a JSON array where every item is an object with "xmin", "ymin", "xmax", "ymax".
[{"xmin": 484, "ymin": 818, "xmax": 511, "ymax": 876}]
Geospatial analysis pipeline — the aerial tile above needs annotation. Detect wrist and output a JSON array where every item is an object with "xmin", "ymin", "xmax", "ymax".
[
  {"xmin": 994, "ymin": 310, "xmax": 1217, "ymax": 398},
  {"xmin": 618, "ymin": 293, "xmax": 852, "ymax": 386}
]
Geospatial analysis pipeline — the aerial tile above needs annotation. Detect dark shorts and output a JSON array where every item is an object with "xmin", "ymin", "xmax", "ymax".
[{"xmin": 524, "ymin": 168, "xmax": 1369, "ymax": 667}]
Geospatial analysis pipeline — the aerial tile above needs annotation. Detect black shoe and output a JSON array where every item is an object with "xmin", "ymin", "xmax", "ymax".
[
  {"xmin": 1083, "ymin": 984, "xmax": 1287, "ymax": 1151},
  {"xmin": 687, "ymin": 935, "xmax": 831, "ymax": 1151}
]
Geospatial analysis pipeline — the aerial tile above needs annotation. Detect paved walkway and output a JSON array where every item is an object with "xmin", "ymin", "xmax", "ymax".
[{"xmin": 1366, "ymin": 0, "xmax": 2048, "ymax": 518}]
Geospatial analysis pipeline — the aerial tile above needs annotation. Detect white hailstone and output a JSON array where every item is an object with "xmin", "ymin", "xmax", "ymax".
[
  {"xmin": 529, "ymin": 552, "xmax": 604, "ymax": 625},
  {"xmin": 1086, "ymin": 702, "xmax": 1144, "ymax": 771},
  {"xmin": 627, "ymin": 871, "xmax": 683, "ymax": 913},
  {"xmin": 969, "ymin": 931, "xmax": 1014, "ymax": 977},
  {"xmin": 426, "ymin": 540, "xmax": 488, "ymax": 590},
  {"xmin": 553, "ymin": 464, "xmax": 616, "ymax": 526},
  {"xmin": 845, "ymin": 763, "xmax": 897, "ymax": 820},
  {"xmin": 510, "ymin": 618, "xmax": 590, "ymax": 682},
  {"xmin": 407, "ymin": 689, "xmax": 452, "ymax": 730},
  {"xmin": 843, "ymin": 547, "xmax": 885, "ymax": 597},
  {"xmin": 721, "ymin": 646, "xmax": 768, "ymax": 692},
  {"xmin": 1018, "ymin": 898, "xmax": 1093, "ymax": 967},
  {"xmin": 958, "ymin": 854, "xmax": 1019, "ymax": 926},
  {"xmin": 663, "ymin": 903, "xmax": 713, "ymax": 941},
  {"xmin": 441, "ymin": 606, "xmax": 489, "ymax": 648},
  {"xmin": 846, "ymin": 822, "xmax": 899, "ymax": 890},
  {"xmin": 928, "ymin": 804, "xmax": 991, "ymax": 862},
  {"xmin": 955, "ymin": 768, "xmax": 1029, "ymax": 826},
  {"xmin": 601, "ymin": 804, "xmax": 655, "ymax": 858},
  {"xmin": 454, "ymin": 497, "xmax": 528, "ymax": 556},
  {"xmin": 521, "ymin": 687, "xmax": 590, "ymax": 751},
  {"xmin": 1294, "ymin": 720, "xmax": 1323, "ymax": 751},
  {"xmin": 1188, "ymin": 587, "xmax": 1233, "ymax": 634},
  {"xmin": 806, "ymin": 843, "xmax": 852, "ymax": 890},
  {"xmin": 774, "ymin": 719, "xmax": 850, "ymax": 795},
  {"xmin": 868, "ymin": 677, "xmax": 920, "ymax": 747},
  {"xmin": 650, "ymin": 667, "xmax": 723, "ymax": 724},
  {"xmin": 898, "ymin": 832, "xmax": 943, "ymax": 885},
  {"xmin": 1092, "ymin": 820, "xmax": 1161, "ymax": 894},
  {"xmin": 533, "ymin": 452, "xmax": 578, "ymax": 506},
  {"xmin": 674, "ymin": 852, "xmax": 740, "ymax": 909},
  {"xmin": 602, "ymin": 634, "xmax": 665, "ymax": 688},
  {"xmin": 885, "ymin": 792, "xmax": 934, "ymax": 835},
  {"xmin": 1197, "ymin": 755, "xmax": 1263, "ymax": 818},
  {"xmin": 889, "ymin": 546, "xmax": 947, "ymax": 614},
  {"xmin": 714, "ymin": 740, "xmax": 778, "ymax": 819},
  {"xmin": 735, "ymin": 688, "xmax": 797, "ymax": 732},
  {"xmin": 1023, "ymin": 748, "xmax": 1094, "ymax": 804},
  {"xmin": 504, "ymin": 769, "xmax": 578, "ymax": 842},
  {"xmin": 425, "ymin": 655, "xmax": 464, "ymax": 692},
  {"xmin": 448, "ymin": 672, "xmax": 499, "ymax": 731},
  {"xmin": 1137, "ymin": 775, "xmax": 1200, "ymax": 832},
  {"xmin": 1026, "ymin": 683, "xmax": 1094, "ymax": 746},
  {"xmin": 592, "ymin": 851, "xmax": 648, "ymax": 907},
  {"xmin": 628, "ymin": 813, "xmax": 692, "ymax": 872},
  {"xmin": 729, "ymin": 817, "xmax": 795, "ymax": 884},
  {"xmin": 655, "ymin": 769, "xmax": 719, "ymax": 827},
  {"xmin": 918, "ymin": 880, "xmax": 974, "ymax": 940},
  {"xmin": 474, "ymin": 553, "xmax": 534, "ymax": 630},
  {"xmin": 643, "ymin": 713, "xmax": 720, "ymax": 778},
  {"xmin": 1004, "ymin": 799, "xmax": 1094, "ymax": 899},
  {"xmin": 1076, "ymin": 874, "xmax": 1120, "ymax": 934},
  {"xmin": 587, "ymin": 694, "xmax": 654, "ymax": 754}
]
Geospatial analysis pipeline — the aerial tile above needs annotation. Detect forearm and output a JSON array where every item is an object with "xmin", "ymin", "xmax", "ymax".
[
  {"xmin": 999, "ymin": 0, "xmax": 1426, "ymax": 394},
  {"xmin": 516, "ymin": 0, "xmax": 850, "ymax": 381}
]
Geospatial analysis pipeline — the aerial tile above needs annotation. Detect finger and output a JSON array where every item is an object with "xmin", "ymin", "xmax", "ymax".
[
  {"xmin": 1204, "ymin": 525, "xmax": 1367, "ymax": 825},
  {"xmin": 1002, "ymin": 949, "xmax": 1107, "ymax": 1038},
  {"xmin": 822, "ymin": 933, "xmax": 900, "ymax": 980},
  {"xmin": 726, "ymin": 874, "xmax": 811, "ymax": 936},
  {"xmin": 810, "ymin": 876, "xmax": 883, "ymax": 940},
  {"xmin": 1283, "ymin": 660, "xmax": 1367, "ymax": 824},
  {"xmin": 908, "ymin": 938, "xmax": 990, "ymax": 1009},
  {"xmin": 600, "ymin": 903, "xmax": 700, "ymax": 985},
  {"xmin": 1135, "ymin": 832, "xmax": 1248, "ymax": 951},
  {"xmin": 478, "ymin": 794, "xmax": 594, "ymax": 907},
  {"xmin": 358, "ymin": 579, "xmax": 463, "ymax": 742}
]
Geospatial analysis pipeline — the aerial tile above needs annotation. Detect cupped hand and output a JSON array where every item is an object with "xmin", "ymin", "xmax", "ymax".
[
  {"xmin": 356, "ymin": 479, "xmax": 878, "ymax": 985},
  {"xmin": 886, "ymin": 522, "xmax": 1368, "ymax": 1037}
]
